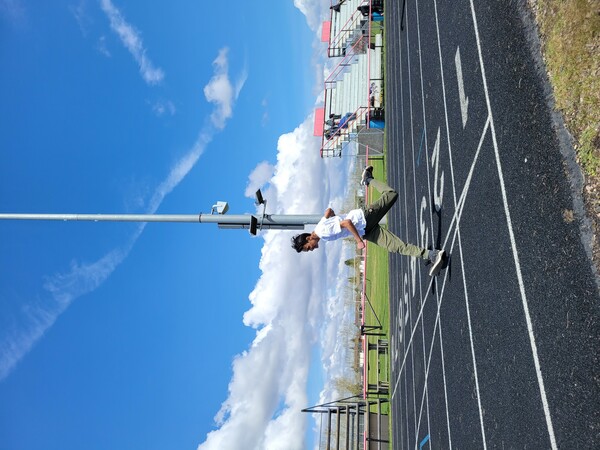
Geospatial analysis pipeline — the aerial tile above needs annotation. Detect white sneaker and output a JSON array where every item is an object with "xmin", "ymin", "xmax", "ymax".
[
  {"xmin": 360, "ymin": 165, "xmax": 374, "ymax": 185},
  {"xmin": 428, "ymin": 249, "xmax": 446, "ymax": 276}
]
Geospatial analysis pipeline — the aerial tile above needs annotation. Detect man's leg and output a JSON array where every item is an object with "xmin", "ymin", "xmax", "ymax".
[
  {"xmin": 364, "ymin": 178, "xmax": 398, "ymax": 231},
  {"xmin": 364, "ymin": 225, "xmax": 428, "ymax": 258}
]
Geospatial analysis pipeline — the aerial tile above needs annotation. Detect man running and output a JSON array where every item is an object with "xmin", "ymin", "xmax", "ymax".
[{"xmin": 291, "ymin": 166, "xmax": 446, "ymax": 276}]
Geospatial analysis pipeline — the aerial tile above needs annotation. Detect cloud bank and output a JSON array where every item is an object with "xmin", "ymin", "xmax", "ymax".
[
  {"xmin": 293, "ymin": 0, "xmax": 329, "ymax": 32},
  {"xmin": 0, "ymin": 48, "xmax": 242, "ymax": 382},
  {"xmin": 99, "ymin": 0, "xmax": 164, "ymax": 85},
  {"xmin": 197, "ymin": 5, "xmax": 360, "ymax": 448},
  {"xmin": 197, "ymin": 115, "xmax": 354, "ymax": 450}
]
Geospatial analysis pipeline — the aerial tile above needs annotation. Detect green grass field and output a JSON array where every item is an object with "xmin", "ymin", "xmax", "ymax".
[{"xmin": 362, "ymin": 159, "xmax": 391, "ymax": 417}]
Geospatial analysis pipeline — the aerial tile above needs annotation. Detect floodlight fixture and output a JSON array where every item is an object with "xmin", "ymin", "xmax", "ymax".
[
  {"xmin": 255, "ymin": 189, "xmax": 265, "ymax": 205},
  {"xmin": 249, "ymin": 215, "xmax": 258, "ymax": 236},
  {"xmin": 211, "ymin": 201, "xmax": 229, "ymax": 215},
  {"xmin": 253, "ymin": 189, "xmax": 269, "ymax": 234}
]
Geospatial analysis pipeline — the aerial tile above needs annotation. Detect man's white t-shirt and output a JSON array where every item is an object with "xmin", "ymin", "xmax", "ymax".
[{"xmin": 313, "ymin": 209, "xmax": 367, "ymax": 241}]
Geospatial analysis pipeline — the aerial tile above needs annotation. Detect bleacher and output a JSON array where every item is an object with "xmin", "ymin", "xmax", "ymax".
[
  {"xmin": 302, "ymin": 396, "xmax": 390, "ymax": 449},
  {"xmin": 318, "ymin": 1, "xmax": 384, "ymax": 158},
  {"xmin": 329, "ymin": 0, "xmax": 367, "ymax": 57}
]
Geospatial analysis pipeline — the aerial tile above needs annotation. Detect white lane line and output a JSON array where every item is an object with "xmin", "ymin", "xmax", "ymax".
[
  {"xmin": 433, "ymin": 294, "xmax": 451, "ymax": 449},
  {"xmin": 440, "ymin": 116, "xmax": 489, "ymax": 251},
  {"xmin": 389, "ymin": 17, "xmax": 403, "ymax": 444},
  {"xmin": 395, "ymin": 13, "xmax": 411, "ymax": 446},
  {"xmin": 414, "ymin": 230, "xmax": 456, "ymax": 450},
  {"xmin": 455, "ymin": 46, "xmax": 469, "ymax": 128},
  {"xmin": 404, "ymin": 7, "xmax": 421, "ymax": 439},
  {"xmin": 414, "ymin": 1, "xmax": 444, "ymax": 446},
  {"xmin": 434, "ymin": 0, "xmax": 485, "ymax": 446},
  {"xmin": 469, "ymin": 1, "xmax": 558, "ymax": 448},
  {"xmin": 392, "ymin": 116, "xmax": 490, "ymax": 398},
  {"xmin": 409, "ymin": 117, "xmax": 492, "ymax": 450},
  {"xmin": 390, "ymin": 10, "xmax": 408, "ymax": 446},
  {"xmin": 415, "ymin": 169, "xmax": 480, "ymax": 447},
  {"xmin": 441, "ymin": 120, "xmax": 491, "ymax": 450},
  {"xmin": 430, "ymin": 15, "xmax": 454, "ymax": 449}
]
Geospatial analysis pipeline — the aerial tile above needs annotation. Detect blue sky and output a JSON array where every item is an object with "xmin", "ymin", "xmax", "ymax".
[{"xmin": 0, "ymin": 1, "xmax": 358, "ymax": 449}]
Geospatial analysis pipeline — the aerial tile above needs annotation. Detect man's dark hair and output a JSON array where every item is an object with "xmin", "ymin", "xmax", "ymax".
[{"xmin": 291, "ymin": 233, "xmax": 311, "ymax": 253}]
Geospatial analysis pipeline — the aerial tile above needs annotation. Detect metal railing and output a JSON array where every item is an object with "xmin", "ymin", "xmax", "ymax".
[{"xmin": 320, "ymin": 106, "xmax": 369, "ymax": 158}]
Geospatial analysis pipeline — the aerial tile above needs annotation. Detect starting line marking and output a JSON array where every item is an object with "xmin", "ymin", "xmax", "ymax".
[{"xmin": 392, "ymin": 115, "xmax": 490, "ymax": 399}]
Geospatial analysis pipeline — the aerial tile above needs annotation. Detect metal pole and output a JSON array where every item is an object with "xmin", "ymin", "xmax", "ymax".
[{"xmin": 0, "ymin": 213, "xmax": 322, "ymax": 231}]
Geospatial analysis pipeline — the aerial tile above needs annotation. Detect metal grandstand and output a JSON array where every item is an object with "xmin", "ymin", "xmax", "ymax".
[{"xmin": 316, "ymin": 0, "xmax": 384, "ymax": 158}]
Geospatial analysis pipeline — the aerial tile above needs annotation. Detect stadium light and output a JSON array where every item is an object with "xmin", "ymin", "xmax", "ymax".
[
  {"xmin": 211, "ymin": 201, "xmax": 229, "ymax": 215},
  {"xmin": 255, "ymin": 189, "xmax": 265, "ymax": 205}
]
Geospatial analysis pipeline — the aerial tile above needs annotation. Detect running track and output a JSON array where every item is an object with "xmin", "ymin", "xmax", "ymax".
[{"xmin": 384, "ymin": 1, "xmax": 600, "ymax": 448}]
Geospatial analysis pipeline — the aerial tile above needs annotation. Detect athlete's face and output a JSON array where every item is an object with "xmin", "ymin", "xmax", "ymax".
[{"xmin": 302, "ymin": 235, "xmax": 319, "ymax": 252}]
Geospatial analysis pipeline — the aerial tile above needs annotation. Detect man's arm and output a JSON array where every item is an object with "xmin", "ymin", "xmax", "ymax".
[{"xmin": 340, "ymin": 219, "xmax": 365, "ymax": 250}]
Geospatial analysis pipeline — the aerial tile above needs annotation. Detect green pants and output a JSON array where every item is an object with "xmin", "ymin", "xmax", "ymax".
[{"xmin": 362, "ymin": 179, "xmax": 428, "ymax": 259}]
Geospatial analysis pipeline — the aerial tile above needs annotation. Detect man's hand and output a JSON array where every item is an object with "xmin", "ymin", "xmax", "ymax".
[{"xmin": 340, "ymin": 219, "xmax": 365, "ymax": 250}]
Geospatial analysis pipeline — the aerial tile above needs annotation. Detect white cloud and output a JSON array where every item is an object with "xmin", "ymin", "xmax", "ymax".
[
  {"xmin": 234, "ymin": 64, "xmax": 248, "ymax": 99},
  {"xmin": 97, "ymin": 35, "xmax": 111, "ymax": 57},
  {"xmin": 0, "ymin": 131, "xmax": 210, "ymax": 382},
  {"xmin": 0, "ymin": 247, "xmax": 127, "ymax": 381},
  {"xmin": 261, "ymin": 98, "xmax": 269, "ymax": 127},
  {"xmin": 293, "ymin": 0, "xmax": 329, "ymax": 32},
  {"xmin": 0, "ymin": 0, "xmax": 25, "ymax": 22},
  {"xmin": 203, "ymin": 47, "xmax": 247, "ymax": 130},
  {"xmin": 70, "ymin": 0, "xmax": 91, "ymax": 35},
  {"xmin": 197, "ymin": 115, "xmax": 354, "ymax": 450},
  {"xmin": 149, "ymin": 133, "xmax": 211, "ymax": 214},
  {"xmin": 152, "ymin": 99, "xmax": 176, "ymax": 117},
  {"xmin": 99, "ymin": 0, "xmax": 164, "ymax": 85},
  {"xmin": 244, "ymin": 161, "xmax": 274, "ymax": 198}
]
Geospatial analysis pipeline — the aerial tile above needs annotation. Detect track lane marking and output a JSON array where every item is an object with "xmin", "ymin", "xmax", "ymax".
[
  {"xmin": 393, "ymin": 8, "xmax": 412, "ymax": 446},
  {"xmin": 469, "ymin": 1, "xmax": 557, "ymax": 448},
  {"xmin": 404, "ymin": 7, "xmax": 422, "ymax": 440},
  {"xmin": 433, "ymin": 0, "xmax": 488, "ymax": 446},
  {"xmin": 414, "ymin": 1, "xmax": 449, "ymax": 446},
  {"xmin": 455, "ymin": 47, "xmax": 469, "ymax": 128},
  {"xmin": 392, "ymin": 116, "xmax": 490, "ymax": 397}
]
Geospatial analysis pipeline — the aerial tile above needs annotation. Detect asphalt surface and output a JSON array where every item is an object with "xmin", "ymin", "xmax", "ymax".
[{"xmin": 383, "ymin": 1, "xmax": 600, "ymax": 448}]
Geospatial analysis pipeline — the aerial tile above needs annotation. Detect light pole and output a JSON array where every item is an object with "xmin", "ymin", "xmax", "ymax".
[{"xmin": 0, "ymin": 190, "xmax": 321, "ymax": 236}]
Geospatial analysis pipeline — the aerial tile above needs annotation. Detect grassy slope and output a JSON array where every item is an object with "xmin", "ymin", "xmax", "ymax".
[
  {"xmin": 535, "ymin": 0, "xmax": 600, "ymax": 175},
  {"xmin": 532, "ymin": 0, "xmax": 600, "ymax": 275}
]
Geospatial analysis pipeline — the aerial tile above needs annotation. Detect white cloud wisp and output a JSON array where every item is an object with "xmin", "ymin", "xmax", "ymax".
[
  {"xmin": 0, "ymin": 0, "xmax": 25, "ymax": 23},
  {"xmin": 99, "ymin": 0, "xmax": 164, "ymax": 85},
  {"xmin": 204, "ymin": 47, "xmax": 247, "ymax": 130},
  {"xmin": 0, "ymin": 49, "xmax": 243, "ymax": 382}
]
